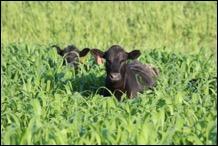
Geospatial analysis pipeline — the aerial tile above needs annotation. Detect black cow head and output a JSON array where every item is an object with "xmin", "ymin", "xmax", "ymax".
[
  {"xmin": 52, "ymin": 45, "xmax": 90, "ymax": 68},
  {"xmin": 91, "ymin": 45, "xmax": 141, "ymax": 82}
]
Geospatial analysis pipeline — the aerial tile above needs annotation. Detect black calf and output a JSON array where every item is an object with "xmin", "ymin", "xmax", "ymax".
[
  {"xmin": 91, "ymin": 45, "xmax": 159, "ymax": 100},
  {"xmin": 51, "ymin": 44, "xmax": 90, "ymax": 69}
]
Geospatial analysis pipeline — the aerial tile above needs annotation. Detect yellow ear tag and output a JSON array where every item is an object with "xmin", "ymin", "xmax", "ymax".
[{"xmin": 96, "ymin": 56, "xmax": 104, "ymax": 65}]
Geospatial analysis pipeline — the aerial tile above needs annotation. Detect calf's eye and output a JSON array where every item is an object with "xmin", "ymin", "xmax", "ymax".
[
  {"xmin": 107, "ymin": 60, "xmax": 112, "ymax": 64},
  {"xmin": 120, "ymin": 60, "xmax": 126, "ymax": 64}
]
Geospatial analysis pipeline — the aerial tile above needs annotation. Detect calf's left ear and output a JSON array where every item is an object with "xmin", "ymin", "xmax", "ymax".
[
  {"xmin": 127, "ymin": 50, "xmax": 141, "ymax": 60},
  {"xmin": 79, "ymin": 48, "xmax": 90, "ymax": 57}
]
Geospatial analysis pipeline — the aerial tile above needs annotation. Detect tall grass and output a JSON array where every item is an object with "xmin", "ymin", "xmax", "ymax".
[
  {"xmin": 1, "ymin": 1, "xmax": 217, "ymax": 53},
  {"xmin": 1, "ymin": 1, "xmax": 217, "ymax": 145}
]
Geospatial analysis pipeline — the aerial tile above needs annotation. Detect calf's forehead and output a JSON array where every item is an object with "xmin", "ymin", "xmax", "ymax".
[
  {"xmin": 106, "ymin": 48, "xmax": 127, "ymax": 60},
  {"xmin": 65, "ymin": 48, "xmax": 77, "ymax": 54}
]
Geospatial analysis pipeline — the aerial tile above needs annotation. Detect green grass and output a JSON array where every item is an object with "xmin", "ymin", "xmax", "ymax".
[
  {"xmin": 1, "ymin": 1, "xmax": 217, "ymax": 145},
  {"xmin": 1, "ymin": 1, "xmax": 217, "ymax": 53}
]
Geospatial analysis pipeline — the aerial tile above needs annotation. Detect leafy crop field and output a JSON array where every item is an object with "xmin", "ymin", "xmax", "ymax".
[{"xmin": 1, "ymin": 1, "xmax": 217, "ymax": 145}]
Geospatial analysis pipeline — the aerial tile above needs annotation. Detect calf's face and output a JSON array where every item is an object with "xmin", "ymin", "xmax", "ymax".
[
  {"xmin": 91, "ymin": 45, "xmax": 141, "ymax": 82},
  {"xmin": 52, "ymin": 45, "xmax": 90, "ymax": 68}
]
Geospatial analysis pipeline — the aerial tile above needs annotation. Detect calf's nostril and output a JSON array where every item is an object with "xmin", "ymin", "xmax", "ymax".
[{"xmin": 110, "ymin": 73, "xmax": 121, "ymax": 80}]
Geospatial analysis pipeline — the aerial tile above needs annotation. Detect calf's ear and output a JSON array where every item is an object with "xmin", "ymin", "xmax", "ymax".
[
  {"xmin": 91, "ymin": 49, "xmax": 105, "ymax": 65},
  {"xmin": 128, "ymin": 50, "xmax": 141, "ymax": 60},
  {"xmin": 51, "ymin": 45, "xmax": 64, "ymax": 56},
  {"xmin": 79, "ymin": 48, "xmax": 90, "ymax": 57}
]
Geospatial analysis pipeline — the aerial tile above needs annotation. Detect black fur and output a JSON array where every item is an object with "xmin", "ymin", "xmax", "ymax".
[
  {"xmin": 91, "ymin": 45, "xmax": 159, "ymax": 100},
  {"xmin": 51, "ymin": 44, "xmax": 90, "ymax": 69}
]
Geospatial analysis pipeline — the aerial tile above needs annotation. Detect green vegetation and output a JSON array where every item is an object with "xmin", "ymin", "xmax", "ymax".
[{"xmin": 1, "ymin": 1, "xmax": 217, "ymax": 145}]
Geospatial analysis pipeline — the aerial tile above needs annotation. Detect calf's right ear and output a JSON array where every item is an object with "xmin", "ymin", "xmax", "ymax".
[
  {"xmin": 79, "ymin": 48, "xmax": 90, "ymax": 57},
  {"xmin": 91, "ymin": 49, "xmax": 105, "ymax": 65}
]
